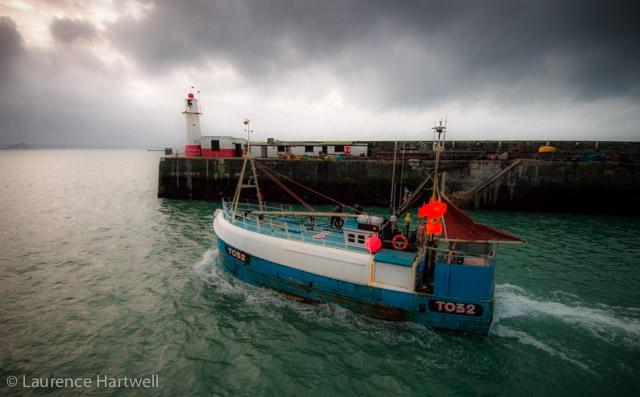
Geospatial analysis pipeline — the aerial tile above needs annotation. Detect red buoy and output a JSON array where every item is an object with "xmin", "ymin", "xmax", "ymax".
[{"xmin": 365, "ymin": 235, "xmax": 382, "ymax": 254}]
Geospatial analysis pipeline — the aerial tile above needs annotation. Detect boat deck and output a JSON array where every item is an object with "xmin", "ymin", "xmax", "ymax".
[{"xmin": 218, "ymin": 200, "xmax": 496, "ymax": 267}]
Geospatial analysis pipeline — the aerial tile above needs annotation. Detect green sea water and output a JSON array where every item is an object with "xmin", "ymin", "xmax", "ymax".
[{"xmin": 0, "ymin": 150, "xmax": 639, "ymax": 396}]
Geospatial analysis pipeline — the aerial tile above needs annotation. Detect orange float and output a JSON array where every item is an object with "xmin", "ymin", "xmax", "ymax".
[
  {"xmin": 426, "ymin": 221, "xmax": 443, "ymax": 235},
  {"xmin": 418, "ymin": 198, "xmax": 447, "ymax": 219}
]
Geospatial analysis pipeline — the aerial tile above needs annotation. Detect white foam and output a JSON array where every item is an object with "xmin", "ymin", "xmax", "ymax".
[
  {"xmin": 550, "ymin": 289, "xmax": 580, "ymax": 300},
  {"xmin": 495, "ymin": 284, "xmax": 640, "ymax": 345},
  {"xmin": 192, "ymin": 248, "xmax": 442, "ymax": 346},
  {"xmin": 192, "ymin": 248, "xmax": 217, "ymax": 278},
  {"xmin": 193, "ymin": 247, "xmax": 334, "ymax": 312},
  {"xmin": 492, "ymin": 324, "xmax": 595, "ymax": 374},
  {"xmin": 193, "ymin": 248, "xmax": 248, "ymax": 298}
]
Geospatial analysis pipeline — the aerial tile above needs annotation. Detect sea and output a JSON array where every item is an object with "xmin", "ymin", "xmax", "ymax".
[{"xmin": 0, "ymin": 150, "xmax": 638, "ymax": 396}]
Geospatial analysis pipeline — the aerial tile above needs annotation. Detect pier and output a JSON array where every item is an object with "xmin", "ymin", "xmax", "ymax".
[{"xmin": 158, "ymin": 140, "xmax": 640, "ymax": 214}]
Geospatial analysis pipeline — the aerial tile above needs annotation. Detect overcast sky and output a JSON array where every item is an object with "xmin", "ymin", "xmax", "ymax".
[{"xmin": 1, "ymin": 0, "xmax": 639, "ymax": 148}]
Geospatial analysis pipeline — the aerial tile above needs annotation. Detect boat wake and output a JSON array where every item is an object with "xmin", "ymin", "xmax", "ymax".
[
  {"xmin": 193, "ymin": 247, "xmax": 348, "ymax": 312},
  {"xmin": 194, "ymin": 251, "xmax": 639, "ymax": 371},
  {"xmin": 491, "ymin": 324, "xmax": 596, "ymax": 374},
  {"xmin": 193, "ymin": 247, "xmax": 442, "ymax": 345},
  {"xmin": 493, "ymin": 283, "xmax": 640, "ymax": 373},
  {"xmin": 193, "ymin": 247, "xmax": 249, "ymax": 299},
  {"xmin": 494, "ymin": 284, "xmax": 640, "ymax": 340}
]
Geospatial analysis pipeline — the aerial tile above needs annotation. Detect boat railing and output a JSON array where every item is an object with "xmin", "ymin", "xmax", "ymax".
[
  {"xmin": 218, "ymin": 200, "xmax": 499, "ymax": 260},
  {"xmin": 221, "ymin": 197, "xmax": 294, "ymax": 212},
  {"xmin": 220, "ymin": 199, "xmax": 361, "ymax": 251}
]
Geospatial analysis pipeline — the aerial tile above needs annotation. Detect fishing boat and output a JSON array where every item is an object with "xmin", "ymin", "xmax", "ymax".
[{"xmin": 213, "ymin": 121, "xmax": 524, "ymax": 334}]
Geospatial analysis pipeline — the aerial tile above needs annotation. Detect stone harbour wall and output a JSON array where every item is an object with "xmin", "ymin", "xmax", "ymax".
[{"xmin": 158, "ymin": 157, "xmax": 640, "ymax": 214}]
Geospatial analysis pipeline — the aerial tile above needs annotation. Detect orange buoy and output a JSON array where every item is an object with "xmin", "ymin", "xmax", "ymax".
[
  {"xmin": 426, "ymin": 220, "xmax": 443, "ymax": 235},
  {"xmin": 418, "ymin": 198, "xmax": 447, "ymax": 219}
]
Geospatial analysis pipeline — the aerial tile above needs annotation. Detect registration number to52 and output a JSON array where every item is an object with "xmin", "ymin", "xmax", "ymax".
[
  {"xmin": 226, "ymin": 246, "xmax": 249, "ymax": 263},
  {"xmin": 428, "ymin": 300, "xmax": 483, "ymax": 316}
]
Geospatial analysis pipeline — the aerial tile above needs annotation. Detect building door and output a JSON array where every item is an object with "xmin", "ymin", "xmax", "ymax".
[
  {"xmin": 261, "ymin": 146, "xmax": 268, "ymax": 158},
  {"xmin": 234, "ymin": 143, "xmax": 242, "ymax": 157}
]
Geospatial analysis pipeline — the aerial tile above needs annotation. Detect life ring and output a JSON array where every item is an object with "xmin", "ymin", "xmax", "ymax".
[
  {"xmin": 331, "ymin": 217, "xmax": 344, "ymax": 229},
  {"xmin": 391, "ymin": 234, "xmax": 409, "ymax": 251}
]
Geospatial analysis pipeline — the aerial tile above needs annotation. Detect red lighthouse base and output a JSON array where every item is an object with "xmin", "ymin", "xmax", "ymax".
[{"xmin": 184, "ymin": 144, "xmax": 202, "ymax": 157}]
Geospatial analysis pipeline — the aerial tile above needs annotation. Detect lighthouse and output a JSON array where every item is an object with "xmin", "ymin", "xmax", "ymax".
[{"xmin": 183, "ymin": 91, "xmax": 202, "ymax": 157}]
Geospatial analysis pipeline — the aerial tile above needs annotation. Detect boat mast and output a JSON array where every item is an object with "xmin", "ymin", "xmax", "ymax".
[
  {"xmin": 390, "ymin": 139, "xmax": 398, "ymax": 211},
  {"xmin": 432, "ymin": 119, "xmax": 446, "ymax": 199},
  {"xmin": 395, "ymin": 120, "xmax": 446, "ymax": 215},
  {"xmin": 231, "ymin": 119, "xmax": 264, "ymax": 218}
]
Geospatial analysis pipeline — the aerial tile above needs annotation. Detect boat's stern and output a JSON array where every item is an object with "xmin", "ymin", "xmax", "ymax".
[{"xmin": 422, "ymin": 259, "xmax": 495, "ymax": 334}]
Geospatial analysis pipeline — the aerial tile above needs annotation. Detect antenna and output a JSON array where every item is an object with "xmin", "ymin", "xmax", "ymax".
[
  {"xmin": 431, "ymin": 117, "xmax": 447, "ymax": 199},
  {"xmin": 243, "ymin": 118, "xmax": 252, "ymax": 157}
]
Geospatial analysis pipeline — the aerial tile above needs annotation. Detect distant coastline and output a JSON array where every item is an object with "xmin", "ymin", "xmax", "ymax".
[
  {"xmin": 0, "ymin": 142, "xmax": 31, "ymax": 149},
  {"xmin": 0, "ymin": 143, "xmax": 160, "ymax": 150}
]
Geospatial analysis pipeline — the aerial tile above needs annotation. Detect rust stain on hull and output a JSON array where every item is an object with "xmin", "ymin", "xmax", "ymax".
[{"xmin": 279, "ymin": 288, "xmax": 407, "ymax": 321}]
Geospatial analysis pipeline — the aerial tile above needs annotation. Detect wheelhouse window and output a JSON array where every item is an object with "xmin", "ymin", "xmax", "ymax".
[
  {"xmin": 346, "ymin": 232, "xmax": 369, "ymax": 245},
  {"xmin": 212, "ymin": 140, "xmax": 220, "ymax": 150},
  {"xmin": 305, "ymin": 146, "xmax": 314, "ymax": 153},
  {"xmin": 277, "ymin": 145, "xmax": 286, "ymax": 152},
  {"xmin": 334, "ymin": 145, "xmax": 344, "ymax": 152}
]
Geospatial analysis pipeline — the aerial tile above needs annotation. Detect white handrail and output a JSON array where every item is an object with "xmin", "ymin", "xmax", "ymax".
[{"xmin": 219, "ymin": 201, "xmax": 371, "ymax": 251}]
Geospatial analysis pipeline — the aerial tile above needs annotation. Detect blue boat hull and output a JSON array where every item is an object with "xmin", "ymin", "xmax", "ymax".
[{"xmin": 216, "ymin": 238, "xmax": 493, "ymax": 334}]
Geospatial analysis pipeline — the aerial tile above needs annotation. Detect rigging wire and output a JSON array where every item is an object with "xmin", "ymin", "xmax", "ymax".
[
  {"xmin": 397, "ymin": 171, "xmax": 433, "ymax": 215},
  {"xmin": 390, "ymin": 140, "xmax": 398, "ymax": 211},
  {"xmin": 257, "ymin": 164, "xmax": 314, "ymax": 211},
  {"xmin": 398, "ymin": 130, "xmax": 407, "ymax": 210},
  {"xmin": 255, "ymin": 162, "xmax": 360, "ymax": 212}
]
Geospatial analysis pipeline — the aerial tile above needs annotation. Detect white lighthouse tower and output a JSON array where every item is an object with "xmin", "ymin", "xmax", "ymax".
[{"xmin": 183, "ymin": 90, "xmax": 202, "ymax": 157}]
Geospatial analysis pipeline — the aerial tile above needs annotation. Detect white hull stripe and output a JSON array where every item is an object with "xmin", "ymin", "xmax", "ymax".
[{"xmin": 214, "ymin": 212, "xmax": 372, "ymax": 285}]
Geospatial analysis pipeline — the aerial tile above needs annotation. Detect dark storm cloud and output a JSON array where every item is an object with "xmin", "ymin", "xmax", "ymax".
[
  {"xmin": 109, "ymin": 0, "xmax": 640, "ymax": 109},
  {"xmin": 0, "ymin": 16, "xmax": 23, "ymax": 82},
  {"xmin": 0, "ymin": 16, "xmax": 175, "ymax": 148},
  {"xmin": 50, "ymin": 17, "xmax": 98, "ymax": 43},
  {"xmin": 1, "ymin": 1, "xmax": 639, "ymax": 147}
]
